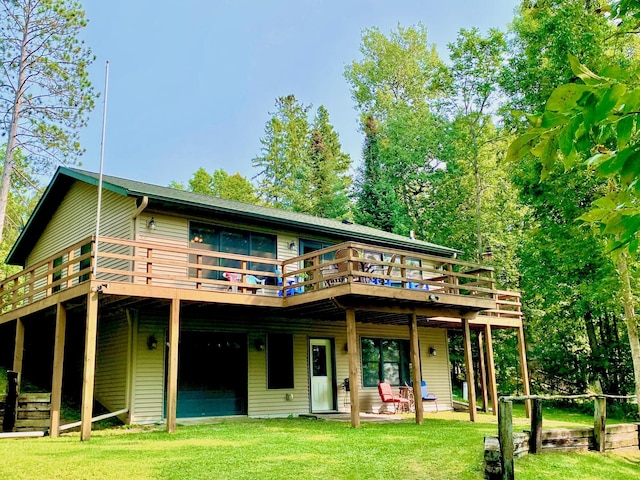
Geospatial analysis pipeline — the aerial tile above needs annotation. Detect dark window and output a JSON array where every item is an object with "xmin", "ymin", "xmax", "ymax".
[
  {"xmin": 267, "ymin": 333, "xmax": 294, "ymax": 389},
  {"xmin": 361, "ymin": 337, "xmax": 412, "ymax": 387},
  {"xmin": 189, "ymin": 222, "xmax": 276, "ymax": 280},
  {"xmin": 52, "ymin": 256, "xmax": 63, "ymax": 293}
]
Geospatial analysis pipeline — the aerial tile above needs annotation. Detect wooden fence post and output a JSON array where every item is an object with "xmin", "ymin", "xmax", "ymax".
[
  {"xmin": 594, "ymin": 397, "xmax": 607, "ymax": 453},
  {"xmin": 3, "ymin": 370, "xmax": 19, "ymax": 432},
  {"xmin": 530, "ymin": 398, "xmax": 542, "ymax": 454},
  {"xmin": 498, "ymin": 399, "xmax": 514, "ymax": 480}
]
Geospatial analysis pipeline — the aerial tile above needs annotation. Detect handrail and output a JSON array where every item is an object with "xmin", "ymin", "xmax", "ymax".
[{"xmin": 0, "ymin": 236, "xmax": 522, "ymax": 322}]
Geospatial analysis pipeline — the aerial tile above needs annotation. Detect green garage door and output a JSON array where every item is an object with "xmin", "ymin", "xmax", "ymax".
[{"xmin": 174, "ymin": 331, "xmax": 247, "ymax": 417}]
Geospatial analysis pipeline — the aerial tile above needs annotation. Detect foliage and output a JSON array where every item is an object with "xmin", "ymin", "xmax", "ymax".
[
  {"xmin": 306, "ymin": 106, "xmax": 352, "ymax": 219},
  {"xmin": 353, "ymin": 115, "xmax": 410, "ymax": 233},
  {"xmin": 443, "ymin": 27, "xmax": 527, "ymax": 274},
  {"xmin": 0, "ymin": 151, "xmax": 39, "ymax": 275},
  {"xmin": 344, "ymin": 23, "xmax": 446, "ymax": 122},
  {"xmin": 508, "ymin": 55, "xmax": 640, "ymax": 254},
  {"xmin": 253, "ymin": 96, "xmax": 351, "ymax": 217},
  {"xmin": 500, "ymin": 0, "xmax": 619, "ymax": 126},
  {"xmin": 507, "ymin": 2, "xmax": 640, "ymax": 412},
  {"xmin": 0, "ymin": 0, "xmax": 96, "ymax": 244},
  {"xmin": 170, "ymin": 167, "xmax": 259, "ymax": 204},
  {"xmin": 253, "ymin": 95, "xmax": 311, "ymax": 211},
  {"xmin": 346, "ymin": 24, "xmax": 449, "ymax": 236}
]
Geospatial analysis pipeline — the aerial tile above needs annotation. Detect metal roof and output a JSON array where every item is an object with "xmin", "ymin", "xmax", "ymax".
[{"xmin": 7, "ymin": 167, "xmax": 459, "ymax": 265}]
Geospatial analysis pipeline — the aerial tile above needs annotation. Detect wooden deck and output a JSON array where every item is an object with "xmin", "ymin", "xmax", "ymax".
[{"xmin": 0, "ymin": 236, "xmax": 522, "ymax": 328}]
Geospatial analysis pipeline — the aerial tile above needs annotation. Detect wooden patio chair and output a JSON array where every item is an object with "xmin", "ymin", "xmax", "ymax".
[
  {"xmin": 377, "ymin": 381, "xmax": 410, "ymax": 413},
  {"xmin": 335, "ymin": 247, "xmax": 364, "ymax": 282}
]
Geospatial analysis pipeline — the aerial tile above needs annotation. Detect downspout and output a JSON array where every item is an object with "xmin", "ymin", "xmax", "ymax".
[{"xmin": 132, "ymin": 196, "xmax": 150, "ymax": 236}]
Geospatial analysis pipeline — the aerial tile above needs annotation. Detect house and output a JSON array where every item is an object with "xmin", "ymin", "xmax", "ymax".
[{"xmin": 0, "ymin": 167, "xmax": 530, "ymax": 440}]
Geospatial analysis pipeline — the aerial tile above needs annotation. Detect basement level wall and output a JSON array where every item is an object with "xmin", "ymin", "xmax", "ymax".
[{"xmin": 128, "ymin": 312, "xmax": 451, "ymax": 423}]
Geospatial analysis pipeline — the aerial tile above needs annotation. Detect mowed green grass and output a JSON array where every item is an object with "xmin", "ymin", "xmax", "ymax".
[{"xmin": 3, "ymin": 410, "xmax": 640, "ymax": 480}]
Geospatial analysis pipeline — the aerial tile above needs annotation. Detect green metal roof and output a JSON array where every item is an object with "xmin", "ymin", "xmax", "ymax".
[{"xmin": 7, "ymin": 166, "xmax": 459, "ymax": 265}]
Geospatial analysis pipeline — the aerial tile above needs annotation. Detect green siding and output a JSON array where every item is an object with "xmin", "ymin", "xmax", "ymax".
[
  {"xmin": 130, "ymin": 312, "xmax": 452, "ymax": 423},
  {"xmin": 28, "ymin": 181, "xmax": 135, "ymax": 267},
  {"xmin": 95, "ymin": 313, "xmax": 129, "ymax": 413},
  {"xmin": 133, "ymin": 213, "xmax": 190, "ymax": 288}
]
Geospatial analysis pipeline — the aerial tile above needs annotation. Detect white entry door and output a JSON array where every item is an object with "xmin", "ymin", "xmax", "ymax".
[{"xmin": 310, "ymin": 339, "xmax": 334, "ymax": 412}]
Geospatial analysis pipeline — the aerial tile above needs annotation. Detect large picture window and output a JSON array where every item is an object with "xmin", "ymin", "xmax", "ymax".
[
  {"xmin": 189, "ymin": 222, "xmax": 277, "ymax": 280},
  {"xmin": 361, "ymin": 338, "xmax": 412, "ymax": 387},
  {"xmin": 267, "ymin": 333, "xmax": 294, "ymax": 389}
]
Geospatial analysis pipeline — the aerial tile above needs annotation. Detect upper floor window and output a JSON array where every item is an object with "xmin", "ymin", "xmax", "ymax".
[{"xmin": 189, "ymin": 222, "xmax": 277, "ymax": 279}]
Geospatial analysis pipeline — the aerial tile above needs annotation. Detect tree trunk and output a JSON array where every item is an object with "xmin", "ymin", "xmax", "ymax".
[
  {"xmin": 616, "ymin": 253, "xmax": 640, "ymax": 415},
  {"xmin": 584, "ymin": 309, "xmax": 608, "ymax": 390},
  {"xmin": 0, "ymin": 9, "xmax": 29, "ymax": 245}
]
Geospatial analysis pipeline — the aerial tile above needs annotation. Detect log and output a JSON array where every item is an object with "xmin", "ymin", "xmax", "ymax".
[{"xmin": 541, "ymin": 428, "xmax": 593, "ymax": 440}]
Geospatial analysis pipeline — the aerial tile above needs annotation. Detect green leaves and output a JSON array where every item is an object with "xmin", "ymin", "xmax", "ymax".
[
  {"xmin": 545, "ymin": 84, "xmax": 591, "ymax": 112},
  {"xmin": 568, "ymin": 53, "xmax": 604, "ymax": 85},
  {"xmin": 509, "ymin": 51, "xmax": 640, "ymax": 255}
]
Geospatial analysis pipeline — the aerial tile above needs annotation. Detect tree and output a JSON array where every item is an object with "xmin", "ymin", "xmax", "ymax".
[
  {"xmin": 497, "ymin": 0, "xmax": 640, "ymax": 401},
  {"xmin": 500, "ymin": 0, "xmax": 616, "ymax": 126},
  {"xmin": 353, "ymin": 115, "xmax": 409, "ymax": 233},
  {"xmin": 508, "ymin": 1, "xmax": 640, "ymax": 408},
  {"xmin": 446, "ymin": 28, "xmax": 512, "ymax": 261},
  {"xmin": 0, "ymin": 0, "xmax": 96, "ymax": 244},
  {"xmin": 344, "ymin": 23, "xmax": 446, "ymax": 121},
  {"xmin": 170, "ymin": 167, "xmax": 258, "ymax": 203},
  {"xmin": 306, "ymin": 106, "xmax": 351, "ymax": 219},
  {"xmin": 253, "ymin": 95, "xmax": 312, "ymax": 211},
  {"xmin": 253, "ymin": 96, "xmax": 351, "ymax": 217},
  {"xmin": 346, "ymin": 24, "xmax": 448, "ymax": 235}
]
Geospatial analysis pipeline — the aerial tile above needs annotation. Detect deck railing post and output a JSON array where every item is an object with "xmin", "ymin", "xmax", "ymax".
[
  {"xmin": 594, "ymin": 396, "xmax": 607, "ymax": 453},
  {"xmin": 66, "ymin": 249, "xmax": 75, "ymax": 289},
  {"xmin": 196, "ymin": 255, "xmax": 203, "ymax": 289},
  {"xmin": 530, "ymin": 398, "xmax": 543, "ymax": 454},
  {"xmin": 498, "ymin": 398, "xmax": 514, "ymax": 480},
  {"xmin": 146, "ymin": 248, "xmax": 153, "ymax": 285}
]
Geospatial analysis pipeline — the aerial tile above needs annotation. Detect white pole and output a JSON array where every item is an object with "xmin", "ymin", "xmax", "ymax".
[{"xmin": 93, "ymin": 60, "xmax": 110, "ymax": 278}]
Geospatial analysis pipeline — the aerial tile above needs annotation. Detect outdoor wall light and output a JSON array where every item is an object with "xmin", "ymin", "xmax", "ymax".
[
  {"xmin": 429, "ymin": 346, "xmax": 437, "ymax": 357},
  {"xmin": 254, "ymin": 338, "xmax": 265, "ymax": 351},
  {"xmin": 147, "ymin": 334, "xmax": 159, "ymax": 350},
  {"xmin": 288, "ymin": 241, "xmax": 297, "ymax": 251},
  {"xmin": 428, "ymin": 294, "xmax": 440, "ymax": 302},
  {"xmin": 147, "ymin": 217, "xmax": 157, "ymax": 230}
]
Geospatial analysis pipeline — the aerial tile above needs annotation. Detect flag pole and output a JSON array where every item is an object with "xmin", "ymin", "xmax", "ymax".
[{"xmin": 93, "ymin": 60, "xmax": 109, "ymax": 279}]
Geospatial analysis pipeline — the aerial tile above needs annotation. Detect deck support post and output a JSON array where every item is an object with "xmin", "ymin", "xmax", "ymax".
[
  {"xmin": 484, "ymin": 324, "xmax": 498, "ymax": 416},
  {"xmin": 462, "ymin": 317, "xmax": 477, "ymax": 422},
  {"xmin": 166, "ymin": 298, "xmax": 180, "ymax": 433},
  {"xmin": 50, "ymin": 303, "xmax": 67, "ymax": 438},
  {"xmin": 516, "ymin": 325, "xmax": 531, "ymax": 418},
  {"xmin": 346, "ymin": 308, "xmax": 360, "ymax": 428},
  {"xmin": 81, "ymin": 291, "xmax": 99, "ymax": 441},
  {"xmin": 13, "ymin": 317, "xmax": 25, "ymax": 375},
  {"xmin": 478, "ymin": 331, "xmax": 489, "ymax": 413},
  {"xmin": 408, "ymin": 313, "xmax": 423, "ymax": 424}
]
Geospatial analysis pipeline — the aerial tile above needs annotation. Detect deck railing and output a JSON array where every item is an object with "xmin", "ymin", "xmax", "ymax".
[{"xmin": 0, "ymin": 236, "xmax": 521, "ymax": 321}]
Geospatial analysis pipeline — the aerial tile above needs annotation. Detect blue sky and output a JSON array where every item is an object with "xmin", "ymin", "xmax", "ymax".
[{"xmin": 79, "ymin": 0, "xmax": 520, "ymax": 188}]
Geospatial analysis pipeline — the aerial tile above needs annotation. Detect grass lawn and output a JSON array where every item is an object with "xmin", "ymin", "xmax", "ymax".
[{"xmin": 3, "ymin": 409, "xmax": 640, "ymax": 480}]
